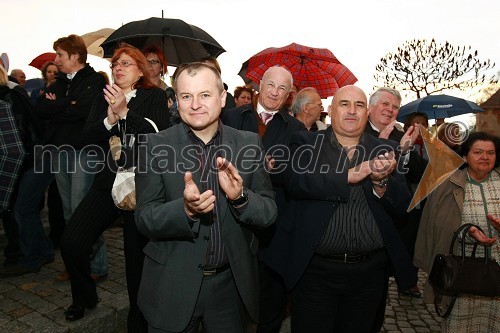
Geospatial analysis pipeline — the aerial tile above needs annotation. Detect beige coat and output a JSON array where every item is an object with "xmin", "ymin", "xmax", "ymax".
[{"xmin": 414, "ymin": 167, "xmax": 500, "ymax": 304}]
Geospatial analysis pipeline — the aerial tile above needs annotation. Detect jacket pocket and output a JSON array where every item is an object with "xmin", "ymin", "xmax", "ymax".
[{"xmin": 143, "ymin": 241, "xmax": 167, "ymax": 264}]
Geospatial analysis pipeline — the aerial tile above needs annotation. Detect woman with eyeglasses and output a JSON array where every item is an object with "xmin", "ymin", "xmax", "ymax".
[
  {"xmin": 142, "ymin": 45, "xmax": 169, "ymax": 90},
  {"xmin": 59, "ymin": 43, "xmax": 170, "ymax": 332}
]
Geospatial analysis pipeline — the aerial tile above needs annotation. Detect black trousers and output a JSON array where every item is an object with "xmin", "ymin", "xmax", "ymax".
[
  {"xmin": 292, "ymin": 251, "xmax": 387, "ymax": 333},
  {"xmin": 47, "ymin": 180, "xmax": 65, "ymax": 248},
  {"xmin": 60, "ymin": 187, "xmax": 148, "ymax": 333},
  {"xmin": 157, "ymin": 269, "xmax": 248, "ymax": 333},
  {"xmin": 256, "ymin": 261, "xmax": 288, "ymax": 333}
]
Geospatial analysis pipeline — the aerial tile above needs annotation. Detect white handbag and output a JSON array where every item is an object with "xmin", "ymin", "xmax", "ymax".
[{"xmin": 110, "ymin": 118, "xmax": 158, "ymax": 210}]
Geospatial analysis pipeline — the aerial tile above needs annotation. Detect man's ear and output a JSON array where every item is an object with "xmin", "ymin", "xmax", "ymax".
[{"xmin": 220, "ymin": 90, "xmax": 227, "ymax": 108}]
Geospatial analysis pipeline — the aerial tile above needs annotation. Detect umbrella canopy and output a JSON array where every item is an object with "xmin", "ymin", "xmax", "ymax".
[
  {"xmin": 1, "ymin": 53, "xmax": 9, "ymax": 71},
  {"xmin": 29, "ymin": 52, "xmax": 56, "ymax": 70},
  {"xmin": 397, "ymin": 94, "xmax": 484, "ymax": 122},
  {"xmin": 25, "ymin": 78, "xmax": 45, "ymax": 95},
  {"xmin": 0, "ymin": 100, "xmax": 25, "ymax": 213},
  {"xmin": 101, "ymin": 17, "xmax": 225, "ymax": 66},
  {"xmin": 80, "ymin": 28, "xmax": 115, "ymax": 58},
  {"xmin": 241, "ymin": 43, "xmax": 357, "ymax": 98}
]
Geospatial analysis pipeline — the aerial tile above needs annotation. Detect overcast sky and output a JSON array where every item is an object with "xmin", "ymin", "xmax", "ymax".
[{"xmin": 2, "ymin": 0, "xmax": 499, "ymax": 111}]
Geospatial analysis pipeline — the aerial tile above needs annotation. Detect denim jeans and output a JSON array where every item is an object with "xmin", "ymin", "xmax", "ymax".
[
  {"xmin": 51, "ymin": 149, "xmax": 108, "ymax": 276},
  {"xmin": 14, "ymin": 159, "xmax": 55, "ymax": 269}
]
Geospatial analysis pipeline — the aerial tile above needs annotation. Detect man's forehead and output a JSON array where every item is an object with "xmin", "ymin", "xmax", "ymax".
[
  {"xmin": 333, "ymin": 90, "xmax": 366, "ymax": 105},
  {"xmin": 377, "ymin": 92, "xmax": 400, "ymax": 105},
  {"xmin": 263, "ymin": 67, "xmax": 291, "ymax": 83}
]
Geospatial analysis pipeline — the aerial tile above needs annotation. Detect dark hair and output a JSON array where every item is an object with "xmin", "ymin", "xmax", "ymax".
[
  {"xmin": 142, "ymin": 45, "xmax": 168, "ymax": 75},
  {"xmin": 403, "ymin": 112, "xmax": 428, "ymax": 131},
  {"xmin": 234, "ymin": 86, "xmax": 254, "ymax": 99},
  {"xmin": 53, "ymin": 34, "xmax": 87, "ymax": 64},
  {"xmin": 111, "ymin": 43, "xmax": 156, "ymax": 89},
  {"xmin": 460, "ymin": 131, "xmax": 499, "ymax": 168},
  {"xmin": 165, "ymin": 87, "xmax": 176, "ymax": 102},
  {"xmin": 40, "ymin": 61, "xmax": 57, "ymax": 81}
]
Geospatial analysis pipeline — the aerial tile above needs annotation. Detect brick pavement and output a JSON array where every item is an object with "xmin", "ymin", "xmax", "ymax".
[{"xmin": 0, "ymin": 217, "xmax": 443, "ymax": 333}]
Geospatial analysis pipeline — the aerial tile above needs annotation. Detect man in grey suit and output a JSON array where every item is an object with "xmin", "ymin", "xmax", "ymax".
[{"xmin": 135, "ymin": 62, "xmax": 278, "ymax": 333}]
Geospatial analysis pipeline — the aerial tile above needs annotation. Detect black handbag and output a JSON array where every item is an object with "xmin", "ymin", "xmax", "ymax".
[{"xmin": 428, "ymin": 223, "xmax": 500, "ymax": 317}]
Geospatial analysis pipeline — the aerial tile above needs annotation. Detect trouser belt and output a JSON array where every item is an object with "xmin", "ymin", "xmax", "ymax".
[{"xmin": 315, "ymin": 248, "xmax": 385, "ymax": 264}]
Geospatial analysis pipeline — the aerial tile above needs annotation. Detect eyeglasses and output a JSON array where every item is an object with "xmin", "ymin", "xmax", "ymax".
[
  {"xmin": 110, "ymin": 60, "xmax": 138, "ymax": 69},
  {"xmin": 307, "ymin": 103, "xmax": 324, "ymax": 110},
  {"xmin": 147, "ymin": 59, "xmax": 161, "ymax": 66}
]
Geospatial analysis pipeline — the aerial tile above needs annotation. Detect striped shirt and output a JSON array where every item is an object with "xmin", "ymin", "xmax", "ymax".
[
  {"xmin": 316, "ymin": 132, "xmax": 384, "ymax": 254},
  {"xmin": 184, "ymin": 122, "xmax": 228, "ymax": 268}
]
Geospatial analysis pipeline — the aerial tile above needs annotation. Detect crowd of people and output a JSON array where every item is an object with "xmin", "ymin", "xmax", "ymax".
[{"xmin": 0, "ymin": 33, "xmax": 498, "ymax": 333}]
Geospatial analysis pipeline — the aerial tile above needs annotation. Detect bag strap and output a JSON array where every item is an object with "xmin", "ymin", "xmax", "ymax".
[
  {"xmin": 434, "ymin": 293, "xmax": 457, "ymax": 318},
  {"xmin": 144, "ymin": 117, "xmax": 159, "ymax": 133},
  {"xmin": 449, "ymin": 223, "xmax": 490, "ymax": 264}
]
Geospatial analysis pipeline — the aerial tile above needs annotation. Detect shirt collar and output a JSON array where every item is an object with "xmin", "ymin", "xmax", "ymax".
[
  {"xmin": 256, "ymin": 101, "xmax": 279, "ymax": 115},
  {"xmin": 66, "ymin": 72, "xmax": 77, "ymax": 80},
  {"xmin": 368, "ymin": 120, "xmax": 380, "ymax": 132},
  {"xmin": 125, "ymin": 89, "xmax": 137, "ymax": 103},
  {"xmin": 183, "ymin": 119, "xmax": 223, "ymax": 145}
]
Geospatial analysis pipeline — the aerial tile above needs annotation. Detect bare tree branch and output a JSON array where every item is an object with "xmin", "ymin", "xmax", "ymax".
[{"xmin": 374, "ymin": 39, "xmax": 497, "ymax": 100}]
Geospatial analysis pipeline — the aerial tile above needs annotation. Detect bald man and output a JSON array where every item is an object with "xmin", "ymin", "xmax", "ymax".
[
  {"xmin": 265, "ymin": 85, "xmax": 416, "ymax": 332},
  {"xmin": 222, "ymin": 65, "xmax": 306, "ymax": 333}
]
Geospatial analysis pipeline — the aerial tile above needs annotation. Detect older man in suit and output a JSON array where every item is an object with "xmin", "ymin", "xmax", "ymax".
[
  {"xmin": 364, "ymin": 87, "xmax": 428, "ymax": 332},
  {"xmin": 264, "ymin": 85, "xmax": 415, "ymax": 332},
  {"xmin": 135, "ymin": 62, "xmax": 277, "ymax": 333},
  {"xmin": 222, "ymin": 65, "xmax": 306, "ymax": 333}
]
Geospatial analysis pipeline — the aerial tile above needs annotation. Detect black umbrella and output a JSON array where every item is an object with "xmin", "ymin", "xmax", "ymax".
[{"xmin": 101, "ymin": 17, "xmax": 225, "ymax": 66}]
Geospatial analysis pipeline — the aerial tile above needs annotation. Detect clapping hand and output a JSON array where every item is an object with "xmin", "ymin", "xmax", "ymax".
[
  {"xmin": 183, "ymin": 171, "xmax": 215, "ymax": 218},
  {"xmin": 265, "ymin": 155, "xmax": 275, "ymax": 172},
  {"xmin": 45, "ymin": 92, "xmax": 56, "ymax": 100},
  {"xmin": 217, "ymin": 157, "xmax": 243, "ymax": 200},
  {"xmin": 103, "ymin": 84, "xmax": 128, "ymax": 119},
  {"xmin": 370, "ymin": 151, "xmax": 396, "ymax": 182},
  {"xmin": 401, "ymin": 125, "xmax": 419, "ymax": 154},
  {"xmin": 378, "ymin": 120, "xmax": 396, "ymax": 139}
]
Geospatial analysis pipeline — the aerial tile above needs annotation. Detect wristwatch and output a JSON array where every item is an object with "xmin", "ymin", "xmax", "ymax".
[
  {"xmin": 373, "ymin": 178, "xmax": 388, "ymax": 188},
  {"xmin": 227, "ymin": 187, "xmax": 249, "ymax": 206}
]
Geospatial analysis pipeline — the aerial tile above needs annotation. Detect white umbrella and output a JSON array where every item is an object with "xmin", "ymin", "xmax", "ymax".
[{"xmin": 80, "ymin": 28, "xmax": 115, "ymax": 58}]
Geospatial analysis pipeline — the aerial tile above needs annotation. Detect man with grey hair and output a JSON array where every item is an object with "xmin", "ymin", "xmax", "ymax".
[
  {"xmin": 10, "ymin": 69, "xmax": 26, "ymax": 87},
  {"xmin": 222, "ymin": 65, "xmax": 306, "ymax": 333},
  {"xmin": 366, "ymin": 87, "xmax": 428, "ymax": 332},
  {"xmin": 292, "ymin": 87, "xmax": 327, "ymax": 131}
]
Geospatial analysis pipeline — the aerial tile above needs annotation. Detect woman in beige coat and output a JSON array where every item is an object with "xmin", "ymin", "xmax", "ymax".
[{"xmin": 414, "ymin": 131, "xmax": 500, "ymax": 333}]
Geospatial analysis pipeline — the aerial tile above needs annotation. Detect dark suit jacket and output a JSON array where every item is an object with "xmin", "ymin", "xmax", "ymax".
[
  {"xmin": 222, "ymin": 103, "xmax": 306, "ymax": 247},
  {"xmin": 36, "ymin": 65, "xmax": 106, "ymax": 148},
  {"xmin": 364, "ymin": 123, "xmax": 427, "ymax": 184},
  {"xmin": 82, "ymin": 87, "xmax": 170, "ymax": 190},
  {"xmin": 135, "ymin": 124, "xmax": 278, "ymax": 332},
  {"xmin": 262, "ymin": 128, "xmax": 417, "ymax": 291}
]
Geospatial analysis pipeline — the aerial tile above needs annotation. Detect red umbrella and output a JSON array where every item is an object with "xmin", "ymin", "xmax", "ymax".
[
  {"xmin": 29, "ymin": 52, "xmax": 56, "ymax": 70},
  {"xmin": 242, "ymin": 43, "xmax": 357, "ymax": 98}
]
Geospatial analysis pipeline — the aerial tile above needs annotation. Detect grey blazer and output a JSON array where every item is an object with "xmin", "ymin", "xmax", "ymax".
[{"xmin": 135, "ymin": 123, "xmax": 277, "ymax": 332}]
